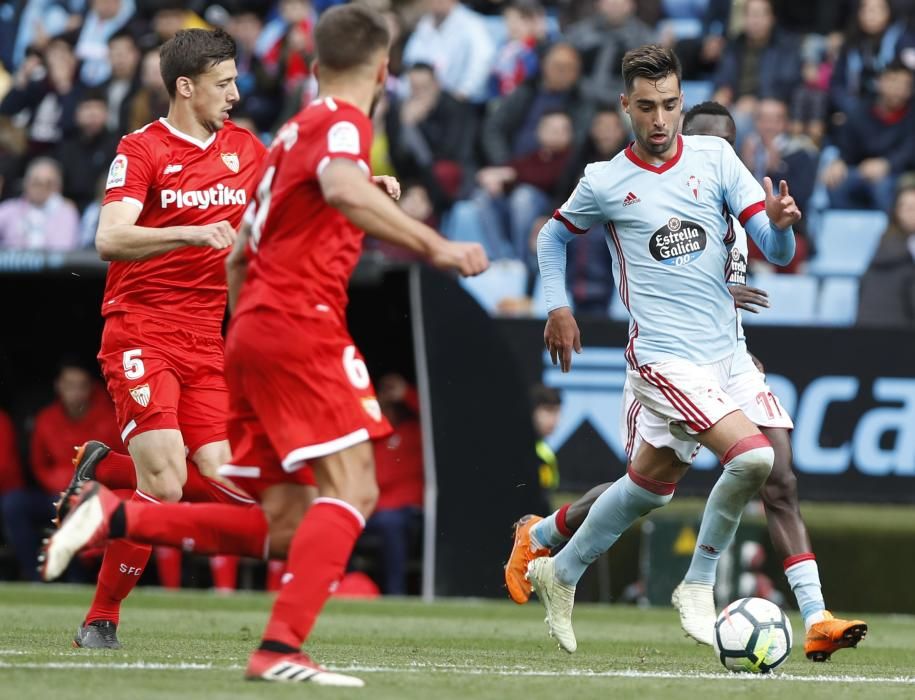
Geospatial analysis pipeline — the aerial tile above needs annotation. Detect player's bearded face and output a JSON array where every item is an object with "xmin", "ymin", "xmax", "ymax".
[
  {"xmin": 192, "ymin": 60, "xmax": 240, "ymax": 132},
  {"xmin": 624, "ymin": 74, "xmax": 682, "ymax": 159}
]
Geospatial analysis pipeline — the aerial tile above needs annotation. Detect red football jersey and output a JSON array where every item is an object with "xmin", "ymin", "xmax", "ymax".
[
  {"xmin": 234, "ymin": 97, "xmax": 373, "ymax": 325},
  {"xmin": 102, "ymin": 118, "xmax": 267, "ymax": 335}
]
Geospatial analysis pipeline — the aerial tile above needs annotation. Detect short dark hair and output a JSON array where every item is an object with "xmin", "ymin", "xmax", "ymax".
[
  {"xmin": 78, "ymin": 87, "xmax": 108, "ymax": 106},
  {"xmin": 621, "ymin": 44, "xmax": 682, "ymax": 94},
  {"xmin": 682, "ymin": 101, "xmax": 734, "ymax": 132},
  {"xmin": 407, "ymin": 62, "xmax": 436, "ymax": 75},
  {"xmin": 314, "ymin": 4, "xmax": 390, "ymax": 73},
  {"xmin": 530, "ymin": 384, "xmax": 561, "ymax": 409},
  {"xmin": 507, "ymin": 0, "xmax": 543, "ymax": 19},
  {"xmin": 159, "ymin": 28, "xmax": 237, "ymax": 99}
]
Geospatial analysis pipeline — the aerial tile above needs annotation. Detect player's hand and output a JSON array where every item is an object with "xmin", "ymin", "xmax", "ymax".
[
  {"xmin": 187, "ymin": 221, "xmax": 237, "ymax": 250},
  {"xmin": 763, "ymin": 177, "xmax": 801, "ymax": 230},
  {"xmin": 728, "ymin": 284, "xmax": 769, "ymax": 313},
  {"xmin": 545, "ymin": 307, "xmax": 581, "ymax": 373},
  {"xmin": 430, "ymin": 240, "xmax": 489, "ymax": 277},
  {"xmin": 373, "ymin": 175, "xmax": 401, "ymax": 200}
]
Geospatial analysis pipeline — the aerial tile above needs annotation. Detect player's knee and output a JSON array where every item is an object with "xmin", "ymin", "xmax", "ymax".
[
  {"xmin": 723, "ymin": 441, "xmax": 774, "ymax": 485},
  {"xmin": 136, "ymin": 462, "xmax": 185, "ymax": 502},
  {"xmin": 350, "ymin": 480, "xmax": 379, "ymax": 519}
]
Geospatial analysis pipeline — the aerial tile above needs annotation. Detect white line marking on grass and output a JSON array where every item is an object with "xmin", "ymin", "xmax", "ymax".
[{"xmin": 2, "ymin": 659, "xmax": 913, "ymax": 685}]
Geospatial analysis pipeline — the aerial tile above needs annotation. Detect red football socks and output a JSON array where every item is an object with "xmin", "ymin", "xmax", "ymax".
[
  {"xmin": 92, "ymin": 450, "xmax": 137, "ymax": 490},
  {"xmin": 85, "ymin": 490, "xmax": 157, "ymax": 625},
  {"xmin": 155, "ymin": 547, "xmax": 182, "ymax": 589},
  {"xmin": 94, "ymin": 450, "xmax": 255, "ymax": 505},
  {"xmin": 209, "ymin": 555, "xmax": 239, "ymax": 592},
  {"xmin": 261, "ymin": 498, "xmax": 364, "ymax": 649},
  {"xmin": 123, "ymin": 501, "xmax": 269, "ymax": 559}
]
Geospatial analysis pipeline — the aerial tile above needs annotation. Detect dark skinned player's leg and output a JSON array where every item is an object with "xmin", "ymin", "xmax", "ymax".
[
  {"xmin": 758, "ymin": 428, "xmax": 810, "ymax": 560},
  {"xmin": 757, "ymin": 427, "xmax": 867, "ymax": 660}
]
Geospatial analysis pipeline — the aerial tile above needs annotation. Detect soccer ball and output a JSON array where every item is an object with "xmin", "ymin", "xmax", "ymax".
[{"xmin": 713, "ymin": 597, "xmax": 793, "ymax": 673}]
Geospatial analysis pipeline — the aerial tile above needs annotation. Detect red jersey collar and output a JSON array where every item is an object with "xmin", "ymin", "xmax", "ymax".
[{"xmin": 625, "ymin": 134, "xmax": 683, "ymax": 174}]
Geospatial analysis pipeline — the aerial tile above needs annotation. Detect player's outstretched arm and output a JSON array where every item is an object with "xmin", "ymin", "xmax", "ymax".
[
  {"xmin": 319, "ymin": 159, "xmax": 488, "ymax": 277},
  {"xmin": 95, "ymin": 201, "xmax": 237, "ymax": 261}
]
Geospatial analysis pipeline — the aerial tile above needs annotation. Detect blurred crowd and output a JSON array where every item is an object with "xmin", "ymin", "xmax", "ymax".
[
  {"xmin": 0, "ymin": 0, "xmax": 914, "ymax": 326},
  {"xmin": 0, "ymin": 358, "xmax": 423, "ymax": 593}
]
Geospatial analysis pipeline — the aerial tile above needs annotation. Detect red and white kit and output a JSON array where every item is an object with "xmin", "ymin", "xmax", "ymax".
[
  {"xmin": 98, "ymin": 118, "xmax": 266, "ymax": 452},
  {"xmin": 620, "ymin": 340, "xmax": 793, "ymax": 463},
  {"xmin": 221, "ymin": 97, "xmax": 392, "ymax": 497}
]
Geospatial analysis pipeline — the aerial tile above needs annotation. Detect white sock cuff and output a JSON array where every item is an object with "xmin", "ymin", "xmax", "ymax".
[{"xmin": 313, "ymin": 496, "xmax": 366, "ymax": 529}]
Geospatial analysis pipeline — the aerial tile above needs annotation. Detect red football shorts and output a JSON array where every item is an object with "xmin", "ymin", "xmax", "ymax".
[
  {"xmin": 220, "ymin": 310, "xmax": 392, "ymax": 498},
  {"xmin": 98, "ymin": 313, "xmax": 228, "ymax": 454}
]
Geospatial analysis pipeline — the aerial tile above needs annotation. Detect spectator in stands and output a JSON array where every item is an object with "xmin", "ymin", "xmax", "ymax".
[
  {"xmin": 0, "ymin": 408, "xmax": 29, "ymax": 580},
  {"xmin": 126, "ymin": 47, "xmax": 169, "ymax": 132},
  {"xmin": 790, "ymin": 32, "xmax": 842, "ymax": 144},
  {"xmin": 829, "ymin": 0, "xmax": 915, "ymax": 118},
  {"xmin": 741, "ymin": 98, "xmax": 819, "ymax": 218},
  {"xmin": 7, "ymin": 0, "xmax": 82, "ymax": 72},
  {"xmin": 402, "ymin": 0, "xmax": 497, "ymax": 103},
  {"xmin": 365, "ymin": 373, "xmax": 424, "ymax": 595},
  {"xmin": 822, "ymin": 61, "xmax": 915, "ymax": 212},
  {"xmin": 530, "ymin": 384, "xmax": 561, "ymax": 491},
  {"xmin": 5, "ymin": 360, "xmax": 119, "ymax": 582},
  {"xmin": 0, "ymin": 157, "xmax": 79, "ymax": 250},
  {"xmin": 673, "ymin": 0, "xmax": 732, "ymax": 80},
  {"xmin": 386, "ymin": 63, "xmax": 476, "ymax": 214},
  {"xmin": 562, "ymin": 107, "xmax": 627, "ymax": 314},
  {"xmin": 740, "ymin": 98, "xmax": 814, "ymax": 272},
  {"xmin": 473, "ymin": 110, "xmax": 574, "ymax": 269},
  {"xmin": 0, "ymin": 35, "xmax": 82, "ymax": 159},
  {"xmin": 565, "ymin": 0, "xmax": 655, "ymax": 102},
  {"xmin": 0, "ymin": 116, "xmax": 26, "ymax": 201},
  {"xmin": 143, "ymin": 1, "xmax": 209, "ymax": 45},
  {"xmin": 31, "ymin": 359, "xmax": 121, "ymax": 500},
  {"xmin": 54, "ymin": 89, "xmax": 119, "ymax": 212},
  {"xmin": 100, "ymin": 30, "xmax": 141, "ymax": 134},
  {"xmin": 858, "ymin": 178, "xmax": 915, "ymax": 327},
  {"xmin": 712, "ymin": 0, "xmax": 802, "ymax": 124},
  {"xmin": 74, "ymin": 0, "xmax": 137, "ymax": 87},
  {"xmin": 481, "ymin": 42, "xmax": 592, "ymax": 166},
  {"xmin": 490, "ymin": 0, "xmax": 544, "ymax": 98},
  {"xmin": 226, "ymin": 9, "xmax": 281, "ymax": 134},
  {"xmin": 261, "ymin": 0, "xmax": 318, "ymax": 125}
]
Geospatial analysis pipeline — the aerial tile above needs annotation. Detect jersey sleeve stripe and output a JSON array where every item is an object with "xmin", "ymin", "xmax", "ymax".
[
  {"xmin": 552, "ymin": 210, "xmax": 586, "ymax": 235},
  {"xmin": 737, "ymin": 200, "xmax": 765, "ymax": 226},
  {"xmin": 121, "ymin": 197, "xmax": 144, "ymax": 210}
]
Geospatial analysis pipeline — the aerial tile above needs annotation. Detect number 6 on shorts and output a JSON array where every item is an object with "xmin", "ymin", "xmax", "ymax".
[{"xmin": 343, "ymin": 345, "xmax": 369, "ymax": 389}]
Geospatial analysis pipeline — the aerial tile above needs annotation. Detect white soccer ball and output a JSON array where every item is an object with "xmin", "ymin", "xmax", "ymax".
[{"xmin": 713, "ymin": 597, "xmax": 793, "ymax": 673}]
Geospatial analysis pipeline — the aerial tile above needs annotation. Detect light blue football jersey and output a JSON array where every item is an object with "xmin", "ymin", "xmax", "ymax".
[{"xmin": 554, "ymin": 134, "xmax": 766, "ymax": 367}]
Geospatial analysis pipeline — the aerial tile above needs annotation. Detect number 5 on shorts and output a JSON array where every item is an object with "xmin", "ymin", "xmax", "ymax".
[{"xmin": 123, "ymin": 349, "xmax": 145, "ymax": 379}]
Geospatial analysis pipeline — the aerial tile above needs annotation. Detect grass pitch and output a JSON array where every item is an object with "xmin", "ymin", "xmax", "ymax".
[{"xmin": 0, "ymin": 584, "xmax": 912, "ymax": 699}]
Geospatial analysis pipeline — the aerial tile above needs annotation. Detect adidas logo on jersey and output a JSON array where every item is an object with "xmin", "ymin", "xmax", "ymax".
[
  {"xmin": 160, "ymin": 186, "xmax": 247, "ymax": 209},
  {"xmin": 623, "ymin": 192, "xmax": 640, "ymax": 207}
]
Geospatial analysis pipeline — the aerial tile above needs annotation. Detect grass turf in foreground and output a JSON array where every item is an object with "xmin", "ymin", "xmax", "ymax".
[{"xmin": 0, "ymin": 583, "xmax": 912, "ymax": 700}]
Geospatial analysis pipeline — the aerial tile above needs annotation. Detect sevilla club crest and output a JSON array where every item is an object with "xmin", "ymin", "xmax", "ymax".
[
  {"xmin": 221, "ymin": 152, "xmax": 240, "ymax": 173},
  {"xmin": 130, "ymin": 384, "xmax": 151, "ymax": 407}
]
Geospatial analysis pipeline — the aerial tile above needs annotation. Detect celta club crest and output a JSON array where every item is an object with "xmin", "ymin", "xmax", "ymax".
[
  {"xmin": 221, "ymin": 152, "xmax": 240, "ymax": 173},
  {"xmin": 129, "ymin": 384, "xmax": 151, "ymax": 407},
  {"xmin": 688, "ymin": 175, "xmax": 700, "ymax": 200}
]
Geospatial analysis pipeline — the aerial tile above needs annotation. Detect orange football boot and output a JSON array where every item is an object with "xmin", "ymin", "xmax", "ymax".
[
  {"xmin": 504, "ymin": 514, "xmax": 549, "ymax": 604},
  {"xmin": 804, "ymin": 611, "xmax": 868, "ymax": 661}
]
